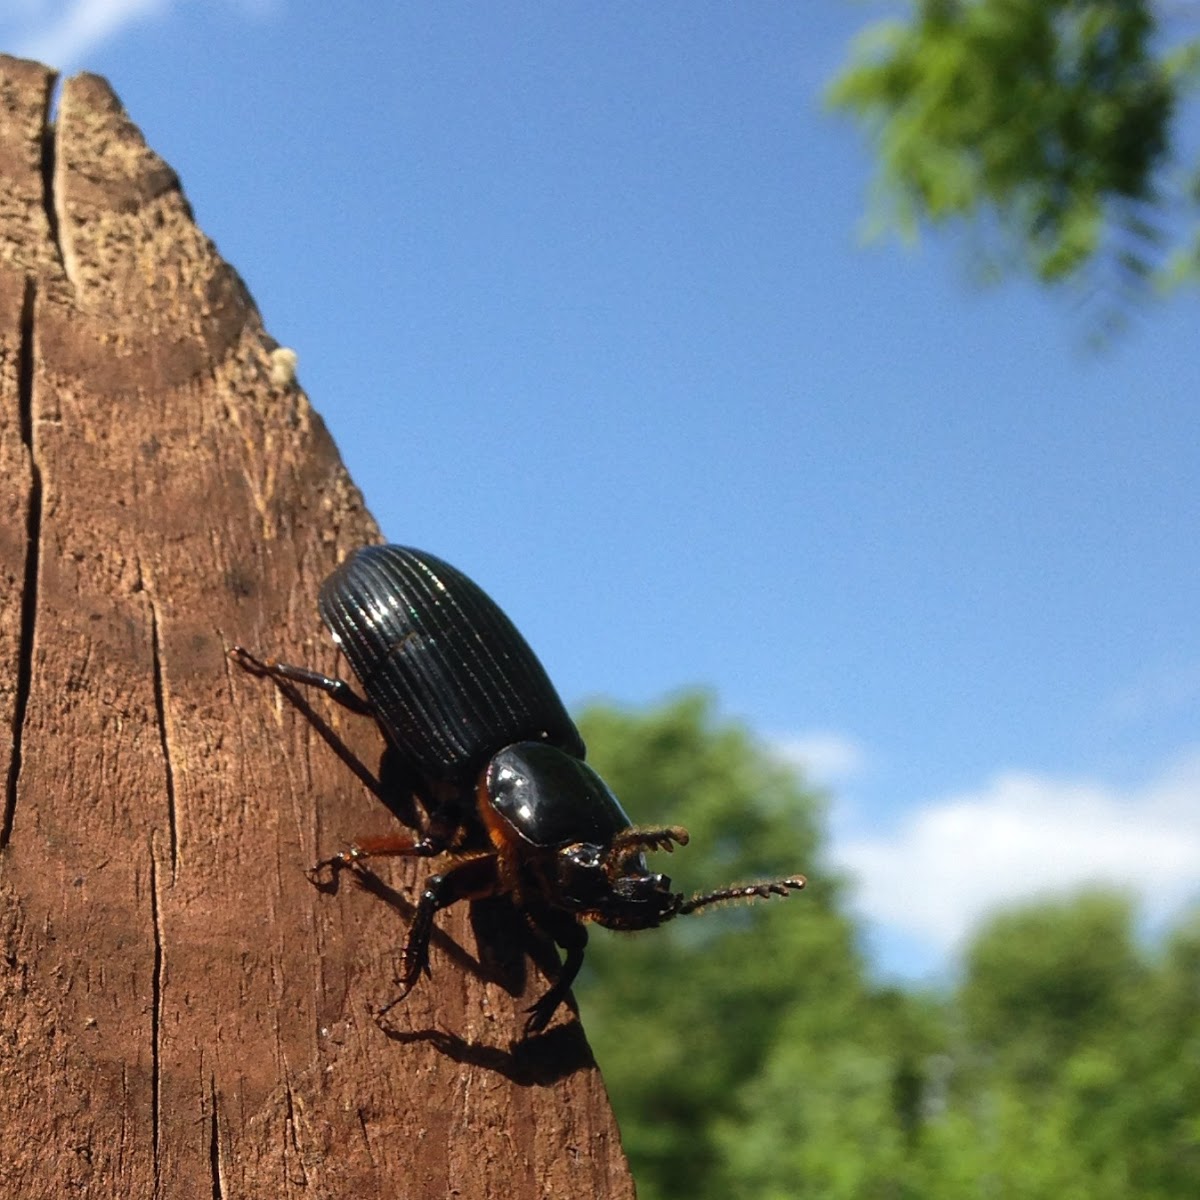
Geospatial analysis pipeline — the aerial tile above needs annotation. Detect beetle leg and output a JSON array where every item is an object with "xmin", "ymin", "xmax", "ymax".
[
  {"xmin": 377, "ymin": 854, "xmax": 502, "ymax": 1018},
  {"xmin": 308, "ymin": 827, "xmax": 458, "ymax": 889},
  {"xmin": 601, "ymin": 825, "xmax": 689, "ymax": 876},
  {"xmin": 228, "ymin": 646, "xmax": 374, "ymax": 715},
  {"xmin": 231, "ymin": 645, "xmax": 409, "ymax": 813},
  {"xmin": 609, "ymin": 825, "xmax": 689, "ymax": 854},
  {"xmin": 523, "ymin": 913, "xmax": 588, "ymax": 1035}
]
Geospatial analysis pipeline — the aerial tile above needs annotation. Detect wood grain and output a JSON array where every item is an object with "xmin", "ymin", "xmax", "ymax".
[{"xmin": 0, "ymin": 55, "xmax": 635, "ymax": 1199}]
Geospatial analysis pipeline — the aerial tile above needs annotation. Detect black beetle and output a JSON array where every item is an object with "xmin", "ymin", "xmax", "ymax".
[{"xmin": 232, "ymin": 544, "xmax": 805, "ymax": 1033}]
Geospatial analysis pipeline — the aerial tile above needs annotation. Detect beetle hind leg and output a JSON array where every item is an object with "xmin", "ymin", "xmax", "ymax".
[{"xmin": 228, "ymin": 646, "xmax": 374, "ymax": 715}]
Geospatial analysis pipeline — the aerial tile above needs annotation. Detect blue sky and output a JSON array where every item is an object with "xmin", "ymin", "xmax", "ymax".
[{"xmin": 9, "ymin": 1, "xmax": 1199, "ymax": 981}]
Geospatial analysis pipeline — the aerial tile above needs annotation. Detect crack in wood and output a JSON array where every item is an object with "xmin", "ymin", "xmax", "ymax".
[
  {"xmin": 2, "ymin": 278, "xmax": 42, "ymax": 851},
  {"xmin": 39, "ymin": 73, "xmax": 65, "ymax": 276},
  {"xmin": 145, "ymin": 587, "xmax": 177, "ymax": 1196},
  {"xmin": 209, "ymin": 1077, "xmax": 224, "ymax": 1200},
  {"xmin": 147, "ymin": 596, "xmax": 179, "ymax": 880},
  {"xmin": 149, "ymin": 848, "xmax": 164, "ymax": 1197}
]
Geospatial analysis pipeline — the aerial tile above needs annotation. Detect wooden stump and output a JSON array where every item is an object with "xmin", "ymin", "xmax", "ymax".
[{"xmin": 0, "ymin": 56, "xmax": 635, "ymax": 1199}]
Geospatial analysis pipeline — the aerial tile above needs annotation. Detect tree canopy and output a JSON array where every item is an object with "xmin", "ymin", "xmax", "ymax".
[{"xmin": 830, "ymin": 0, "xmax": 1200, "ymax": 294}]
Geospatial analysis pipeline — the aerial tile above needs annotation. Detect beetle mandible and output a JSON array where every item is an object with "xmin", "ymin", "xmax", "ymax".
[{"xmin": 231, "ymin": 544, "xmax": 805, "ymax": 1033}]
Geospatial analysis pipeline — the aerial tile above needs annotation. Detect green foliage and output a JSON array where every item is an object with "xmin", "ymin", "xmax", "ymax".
[
  {"xmin": 830, "ymin": 0, "xmax": 1200, "ymax": 289},
  {"xmin": 959, "ymin": 889, "xmax": 1144, "ymax": 1082},
  {"xmin": 572, "ymin": 693, "xmax": 1200, "ymax": 1199},
  {"xmin": 937, "ymin": 893, "xmax": 1200, "ymax": 1200},
  {"xmin": 1110, "ymin": 914, "xmax": 1200, "ymax": 1195},
  {"xmin": 714, "ymin": 988, "xmax": 948, "ymax": 1200}
]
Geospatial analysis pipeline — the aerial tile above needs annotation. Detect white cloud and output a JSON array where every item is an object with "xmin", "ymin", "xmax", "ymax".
[
  {"xmin": 835, "ymin": 750, "xmax": 1200, "ymax": 956},
  {"xmin": 11, "ymin": 1, "xmax": 278, "ymax": 75},
  {"xmin": 771, "ymin": 730, "xmax": 867, "ymax": 785},
  {"xmin": 14, "ymin": 0, "xmax": 168, "ymax": 70},
  {"xmin": 11, "ymin": 0, "xmax": 277, "ymax": 72}
]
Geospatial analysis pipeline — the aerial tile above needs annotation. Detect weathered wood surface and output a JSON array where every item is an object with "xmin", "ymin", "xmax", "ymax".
[{"xmin": 0, "ymin": 56, "xmax": 635, "ymax": 1199}]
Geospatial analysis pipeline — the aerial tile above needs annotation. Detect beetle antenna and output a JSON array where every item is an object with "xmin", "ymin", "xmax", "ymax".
[{"xmin": 677, "ymin": 876, "xmax": 806, "ymax": 916}]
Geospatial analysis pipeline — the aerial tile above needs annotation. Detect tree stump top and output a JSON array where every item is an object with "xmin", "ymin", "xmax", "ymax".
[{"xmin": 0, "ymin": 55, "xmax": 635, "ymax": 1199}]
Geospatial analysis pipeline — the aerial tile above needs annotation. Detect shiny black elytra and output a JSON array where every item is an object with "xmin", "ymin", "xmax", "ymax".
[{"xmin": 232, "ymin": 544, "xmax": 805, "ymax": 1034}]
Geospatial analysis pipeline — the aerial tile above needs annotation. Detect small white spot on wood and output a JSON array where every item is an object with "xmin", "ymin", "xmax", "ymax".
[{"xmin": 268, "ymin": 347, "xmax": 298, "ymax": 387}]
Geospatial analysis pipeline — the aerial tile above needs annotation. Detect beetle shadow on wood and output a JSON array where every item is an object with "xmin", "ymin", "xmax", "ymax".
[
  {"xmin": 242, "ymin": 665, "xmax": 395, "ymax": 811},
  {"xmin": 349, "ymin": 871, "xmax": 594, "ymax": 1083},
  {"xmin": 379, "ymin": 1021, "xmax": 595, "ymax": 1087},
  {"xmin": 340, "ymin": 865, "xmax": 499, "ymax": 987}
]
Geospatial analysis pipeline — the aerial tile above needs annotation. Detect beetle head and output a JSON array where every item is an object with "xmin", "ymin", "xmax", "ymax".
[{"xmin": 554, "ymin": 843, "xmax": 682, "ymax": 929}]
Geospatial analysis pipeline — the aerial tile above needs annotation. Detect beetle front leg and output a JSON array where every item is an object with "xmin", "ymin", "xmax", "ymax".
[
  {"xmin": 377, "ymin": 853, "xmax": 502, "ymax": 1021},
  {"xmin": 602, "ymin": 825, "xmax": 689, "ymax": 875},
  {"xmin": 609, "ymin": 825, "xmax": 689, "ymax": 854},
  {"xmin": 524, "ymin": 914, "xmax": 588, "ymax": 1035}
]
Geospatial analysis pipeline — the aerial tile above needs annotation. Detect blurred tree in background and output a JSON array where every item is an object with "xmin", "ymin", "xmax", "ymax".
[
  {"xmin": 829, "ymin": 0, "xmax": 1200, "ymax": 298},
  {"xmin": 573, "ymin": 694, "xmax": 1200, "ymax": 1200}
]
